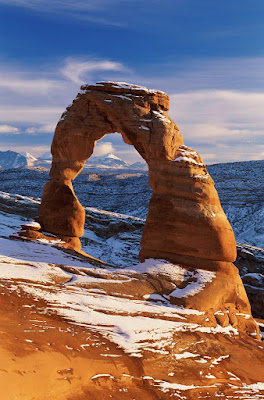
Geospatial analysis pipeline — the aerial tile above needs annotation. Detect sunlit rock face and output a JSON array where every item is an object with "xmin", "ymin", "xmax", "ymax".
[{"xmin": 39, "ymin": 81, "xmax": 236, "ymax": 272}]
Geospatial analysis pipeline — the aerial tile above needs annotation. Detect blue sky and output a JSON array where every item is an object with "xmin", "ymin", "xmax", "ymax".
[{"xmin": 0, "ymin": 0, "xmax": 263, "ymax": 163}]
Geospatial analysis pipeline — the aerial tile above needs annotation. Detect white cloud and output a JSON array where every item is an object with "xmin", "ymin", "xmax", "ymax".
[
  {"xmin": 170, "ymin": 90, "xmax": 264, "ymax": 129},
  {"xmin": 168, "ymin": 89, "xmax": 264, "ymax": 162},
  {"xmin": 0, "ymin": 77, "xmax": 60, "ymax": 94},
  {"xmin": 92, "ymin": 142, "xmax": 114, "ymax": 157},
  {"xmin": 25, "ymin": 124, "xmax": 56, "ymax": 134},
  {"xmin": 0, "ymin": 124, "xmax": 19, "ymax": 134},
  {"xmin": 144, "ymin": 57, "xmax": 264, "ymax": 93},
  {"xmin": 0, "ymin": 107, "xmax": 63, "ymax": 124},
  {"xmin": 0, "ymin": 0, "xmax": 128, "ymax": 11},
  {"xmin": 0, "ymin": 144, "xmax": 51, "ymax": 157},
  {"xmin": 61, "ymin": 58, "xmax": 128, "ymax": 84}
]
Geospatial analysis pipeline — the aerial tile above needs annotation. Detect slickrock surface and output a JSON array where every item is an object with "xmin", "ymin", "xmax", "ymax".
[
  {"xmin": 4, "ymin": 82, "xmax": 263, "ymax": 398},
  {"xmin": 0, "ymin": 236, "xmax": 264, "ymax": 400}
]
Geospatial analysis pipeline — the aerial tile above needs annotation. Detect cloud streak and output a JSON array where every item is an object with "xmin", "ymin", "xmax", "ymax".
[
  {"xmin": 25, "ymin": 124, "xmax": 56, "ymax": 134},
  {"xmin": 0, "ymin": 107, "xmax": 63, "ymax": 124},
  {"xmin": 169, "ymin": 89, "xmax": 264, "ymax": 163},
  {"xmin": 0, "ymin": 124, "xmax": 19, "ymax": 134},
  {"xmin": 0, "ymin": 143, "xmax": 51, "ymax": 156},
  {"xmin": 61, "ymin": 58, "xmax": 128, "ymax": 84},
  {"xmin": 0, "ymin": 0, "xmax": 131, "ymax": 11},
  {"xmin": 0, "ymin": 0, "xmax": 137, "ymax": 25},
  {"xmin": 0, "ymin": 77, "xmax": 60, "ymax": 94}
]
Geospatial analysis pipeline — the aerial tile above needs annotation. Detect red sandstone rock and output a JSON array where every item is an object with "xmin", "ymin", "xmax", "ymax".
[
  {"xmin": 38, "ymin": 81, "xmax": 255, "ymax": 332},
  {"xmin": 39, "ymin": 81, "xmax": 235, "ymax": 272},
  {"xmin": 0, "ymin": 252, "xmax": 263, "ymax": 400},
  {"xmin": 40, "ymin": 179, "xmax": 85, "ymax": 237},
  {"xmin": 140, "ymin": 145, "xmax": 236, "ymax": 270}
]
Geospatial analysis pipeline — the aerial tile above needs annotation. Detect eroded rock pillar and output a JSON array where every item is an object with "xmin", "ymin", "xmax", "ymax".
[{"xmin": 140, "ymin": 145, "xmax": 237, "ymax": 271}]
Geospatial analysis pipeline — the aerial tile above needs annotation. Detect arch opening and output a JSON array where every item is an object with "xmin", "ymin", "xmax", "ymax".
[{"xmin": 69, "ymin": 133, "xmax": 150, "ymax": 267}]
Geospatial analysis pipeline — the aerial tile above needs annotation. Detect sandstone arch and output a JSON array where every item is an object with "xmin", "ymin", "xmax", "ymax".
[{"xmin": 39, "ymin": 82, "xmax": 236, "ymax": 271}]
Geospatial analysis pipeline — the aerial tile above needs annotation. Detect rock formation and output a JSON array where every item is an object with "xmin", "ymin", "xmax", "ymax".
[
  {"xmin": 1, "ymin": 235, "xmax": 264, "ymax": 400},
  {"xmin": 39, "ymin": 82, "xmax": 235, "ymax": 270},
  {"xmin": 38, "ymin": 82, "xmax": 260, "ymax": 333}
]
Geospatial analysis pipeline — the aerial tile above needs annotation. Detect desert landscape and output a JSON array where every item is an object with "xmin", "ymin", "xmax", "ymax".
[
  {"xmin": 1, "ymin": 1, "xmax": 264, "ymax": 398},
  {"xmin": 0, "ymin": 82, "xmax": 263, "ymax": 399}
]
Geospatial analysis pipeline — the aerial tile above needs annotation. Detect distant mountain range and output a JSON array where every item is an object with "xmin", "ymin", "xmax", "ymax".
[{"xmin": 0, "ymin": 150, "xmax": 148, "ymax": 171}]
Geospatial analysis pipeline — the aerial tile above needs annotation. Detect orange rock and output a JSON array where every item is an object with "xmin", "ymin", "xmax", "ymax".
[
  {"xmin": 40, "ymin": 180, "xmax": 85, "ymax": 237},
  {"xmin": 140, "ymin": 145, "xmax": 237, "ymax": 270},
  {"xmin": 39, "ymin": 81, "xmax": 236, "ymax": 272}
]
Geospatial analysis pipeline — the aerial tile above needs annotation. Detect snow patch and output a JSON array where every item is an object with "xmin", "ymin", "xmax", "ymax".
[
  {"xmin": 174, "ymin": 351, "xmax": 200, "ymax": 360},
  {"xmin": 174, "ymin": 156, "xmax": 204, "ymax": 166},
  {"xmin": 169, "ymin": 269, "xmax": 215, "ymax": 299}
]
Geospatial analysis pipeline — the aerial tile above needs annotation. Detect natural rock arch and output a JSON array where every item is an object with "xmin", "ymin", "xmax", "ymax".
[{"xmin": 39, "ymin": 82, "xmax": 236, "ymax": 271}]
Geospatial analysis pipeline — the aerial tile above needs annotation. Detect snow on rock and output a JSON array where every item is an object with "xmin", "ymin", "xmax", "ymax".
[
  {"xmin": 21, "ymin": 221, "xmax": 41, "ymax": 230},
  {"xmin": 0, "ymin": 235, "xmax": 244, "ymax": 358},
  {"xmin": 173, "ymin": 351, "xmax": 200, "ymax": 360},
  {"xmin": 152, "ymin": 110, "xmax": 171, "ymax": 124},
  {"xmin": 98, "ymin": 81, "xmax": 166, "ymax": 95},
  {"xmin": 168, "ymin": 268, "xmax": 216, "ymax": 299},
  {"xmin": 174, "ymin": 156, "xmax": 204, "ymax": 166},
  {"xmin": 110, "ymin": 94, "xmax": 133, "ymax": 101},
  {"xmin": 0, "ymin": 201, "xmax": 264, "ymax": 397}
]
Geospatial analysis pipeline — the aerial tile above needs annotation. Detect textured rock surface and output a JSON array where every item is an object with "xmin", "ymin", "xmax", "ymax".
[
  {"xmin": 0, "ymin": 236, "xmax": 263, "ymax": 400},
  {"xmin": 1, "ymin": 181, "xmax": 264, "ymax": 398},
  {"xmin": 39, "ymin": 82, "xmax": 236, "ymax": 272},
  {"xmin": 141, "ymin": 145, "xmax": 236, "ymax": 270}
]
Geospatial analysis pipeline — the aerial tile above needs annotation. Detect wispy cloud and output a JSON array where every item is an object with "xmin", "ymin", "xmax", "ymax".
[
  {"xmin": 170, "ymin": 90, "xmax": 264, "ymax": 138},
  {"xmin": 169, "ymin": 90, "xmax": 264, "ymax": 163},
  {"xmin": 0, "ymin": 0, "xmax": 129, "ymax": 11},
  {"xmin": 0, "ymin": 144, "xmax": 51, "ymax": 157},
  {"xmin": 0, "ymin": 124, "xmax": 19, "ymax": 134},
  {"xmin": 25, "ymin": 123, "xmax": 56, "ymax": 134},
  {"xmin": 144, "ymin": 57, "xmax": 264, "ymax": 93},
  {"xmin": 61, "ymin": 58, "xmax": 129, "ymax": 85},
  {"xmin": 0, "ymin": 0, "xmax": 136, "ymax": 25},
  {"xmin": 0, "ymin": 77, "xmax": 60, "ymax": 94},
  {"xmin": 0, "ymin": 107, "xmax": 63, "ymax": 124}
]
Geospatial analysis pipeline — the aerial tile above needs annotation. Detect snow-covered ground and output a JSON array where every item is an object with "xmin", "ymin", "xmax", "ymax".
[
  {"xmin": 208, "ymin": 160, "xmax": 264, "ymax": 248},
  {"xmin": 0, "ymin": 224, "xmax": 250, "ymax": 358},
  {"xmin": 1, "ymin": 189, "xmax": 264, "ymax": 398}
]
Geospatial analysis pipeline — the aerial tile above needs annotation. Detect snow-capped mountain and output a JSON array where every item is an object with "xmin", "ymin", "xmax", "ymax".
[
  {"xmin": 0, "ymin": 150, "xmax": 45, "ymax": 169},
  {"xmin": 129, "ymin": 161, "xmax": 148, "ymax": 171},
  {"xmin": 86, "ymin": 153, "xmax": 129, "ymax": 169},
  {"xmin": 0, "ymin": 150, "xmax": 148, "ymax": 171},
  {"xmin": 38, "ymin": 151, "xmax": 52, "ymax": 160},
  {"xmin": 20, "ymin": 152, "xmax": 38, "ymax": 167},
  {"xmin": 0, "ymin": 151, "xmax": 28, "ymax": 169}
]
